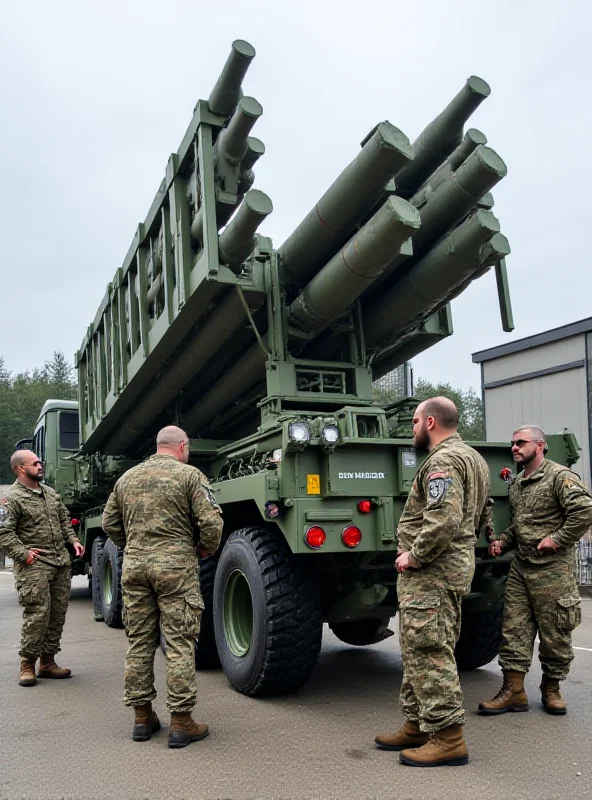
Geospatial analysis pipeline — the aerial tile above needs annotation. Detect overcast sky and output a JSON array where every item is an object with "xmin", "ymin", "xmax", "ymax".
[{"xmin": 1, "ymin": 0, "xmax": 590, "ymax": 391}]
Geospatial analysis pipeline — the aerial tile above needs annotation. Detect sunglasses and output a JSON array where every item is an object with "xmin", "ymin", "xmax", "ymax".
[{"xmin": 510, "ymin": 439, "xmax": 543, "ymax": 448}]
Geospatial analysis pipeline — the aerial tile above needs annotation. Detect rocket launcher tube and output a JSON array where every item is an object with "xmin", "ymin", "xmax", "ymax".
[
  {"xmin": 394, "ymin": 76, "xmax": 491, "ymax": 198},
  {"xmin": 425, "ymin": 128, "xmax": 488, "ymax": 193},
  {"xmin": 288, "ymin": 196, "xmax": 420, "ymax": 337},
  {"xmin": 215, "ymin": 96, "xmax": 263, "ymax": 166},
  {"xmin": 218, "ymin": 189, "xmax": 273, "ymax": 273},
  {"xmin": 208, "ymin": 39, "xmax": 256, "ymax": 117},
  {"xmin": 278, "ymin": 122, "xmax": 413, "ymax": 286},
  {"xmin": 368, "ymin": 144, "xmax": 506, "ymax": 298},
  {"xmin": 365, "ymin": 208, "xmax": 500, "ymax": 345}
]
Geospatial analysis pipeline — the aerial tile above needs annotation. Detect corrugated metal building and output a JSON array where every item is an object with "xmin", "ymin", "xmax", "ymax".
[
  {"xmin": 472, "ymin": 317, "xmax": 592, "ymax": 485},
  {"xmin": 473, "ymin": 318, "xmax": 592, "ymax": 585}
]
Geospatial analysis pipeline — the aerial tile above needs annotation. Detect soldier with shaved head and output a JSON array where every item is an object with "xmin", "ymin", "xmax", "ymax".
[
  {"xmin": 102, "ymin": 425, "xmax": 223, "ymax": 748},
  {"xmin": 479, "ymin": 424, "xmax": 592, "ymax": 717},
  {"xmin": 375, "ymin": 396, "xmax": 491, "ymax": 767},
  {"xmin": 0, "ymin": 450, "xmax": 85, "ymax": 687}
]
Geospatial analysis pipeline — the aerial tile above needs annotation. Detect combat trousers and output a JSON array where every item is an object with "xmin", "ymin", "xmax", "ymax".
[
  {"xmin": 13, "ymin": 561, "xmax": 71, "ymax": 660},
  {"xmin": 398, "ymin": 575, "xmax": 467, "ymax": 733},
  {"xmin": 498, "ymin": 556, "xmax": 582, "ymax": 680},
  {"xmin": 121, "ymin": 557, "xmax": 204, "ymax": 713}
]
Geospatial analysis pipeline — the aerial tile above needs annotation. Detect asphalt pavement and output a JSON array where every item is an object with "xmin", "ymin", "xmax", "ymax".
[{"xmin": 1, "ymin": 572, "xmax": 591, "ymax": 800}]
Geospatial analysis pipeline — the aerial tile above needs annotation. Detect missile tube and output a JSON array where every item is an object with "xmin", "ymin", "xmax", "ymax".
[{"xmin": 208, "ymin": 39, "xmax": 256, "ymax": 117}]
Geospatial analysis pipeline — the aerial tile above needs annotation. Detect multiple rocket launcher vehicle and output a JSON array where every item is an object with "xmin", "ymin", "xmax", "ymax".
[{"xmin": 30, "ymin": 40, "xmax": 571, "ymax": 695}]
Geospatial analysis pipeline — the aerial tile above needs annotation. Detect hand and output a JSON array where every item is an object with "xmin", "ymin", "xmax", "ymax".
[
  {"xmin": 489, "ymin": 540, "xmax": 503, "ymax": 557},
  {"xmin": 72, "ymin": 541, "xmax": 85, "ymax": 557},
  {"xmin": 25, "ymin": 548, "xmax": 48, "ymax": 566},
  {"xmin": 537, "ymin": 536, "xmax": 560, "ymax": 553},
  {"xmin": 395, "ymin": 551, "xmax": 420, "ymax": 573},
  {"xmin": 196, "ymin": 544, "xmax": 210, "ymax": 560}
]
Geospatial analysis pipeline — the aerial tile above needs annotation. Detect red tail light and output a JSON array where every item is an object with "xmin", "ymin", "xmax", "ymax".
[
  {"xmin": 357, "ymin": 500, "xmax": 372, "ymax": 514},
  {"xmin": 500, "ymin": 468, "xmax": 513, "ymax": 482},
  {"xmin": 71, "ymin": 518, "xmax": 80, "ymax": 527},
  {"xmin": 342, "ymin": 525, "xmax": 362, "ymax": 548},
  {"xmin": 305, "ymin": 526, "xmax": 326, "ymax": 549}
]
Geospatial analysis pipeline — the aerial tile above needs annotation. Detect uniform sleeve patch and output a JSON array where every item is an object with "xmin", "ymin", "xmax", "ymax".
[
  {"xmin": 202, "ymin": 484, "xmax": 219, "ymax": 508},
  {"xmin": 427, "ymin": 475, "xmax": 452, "ymax": 504},
  {"xmin": 0, "ymin": 506, "xmax": 9, "ymax": 526}
]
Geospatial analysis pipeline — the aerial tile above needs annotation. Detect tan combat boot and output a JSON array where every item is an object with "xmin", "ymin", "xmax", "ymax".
[
  {"xmin": 540, "ymin": 675, "xmax": 567, "ymax": 715},
  {"xmin": 18, "ymin": 659, "xmax": 37, "ymax": 687},
  {"xmin": 478, "ymin": 670, "xmax": 529, "ymax": 715},
  {"xmin": 37, "ymin": 655, "xmax": 72, "ymax": 679},
  {"xmin": 168, "ymin": 712, "xmax": 209, "ymax": 749},
  {"xmin": 399, "ymin": 724, "xmax": 468, "ymax": 767},
  {"xmin": 375, "ymin": 721, "xmax": 429, "ymax": 751},
  {"xmin": 132, "ymin": 702, "xmax": 161, "ymax": 741}
]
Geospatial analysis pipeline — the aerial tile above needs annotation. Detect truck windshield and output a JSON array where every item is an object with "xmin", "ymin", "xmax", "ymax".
[{"xmin": 59, "ymin": 411, "xmax": 80, "ymax": 450}]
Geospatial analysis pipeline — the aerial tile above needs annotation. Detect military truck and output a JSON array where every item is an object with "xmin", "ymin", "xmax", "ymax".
[{"xmin": 19, "ymin": 40, "xmax": 578, "ymax": 696}]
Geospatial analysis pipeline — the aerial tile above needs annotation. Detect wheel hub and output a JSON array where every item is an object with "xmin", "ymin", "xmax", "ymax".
[{"xmin": 223, "ymin": 569, "xmax": 253, "ymax": 657}]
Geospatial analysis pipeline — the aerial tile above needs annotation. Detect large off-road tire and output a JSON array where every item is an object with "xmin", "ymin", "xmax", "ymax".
[
  {"xmin": 330, "ymin": 617, "xmax": 394, "ymax": 646},
  {"xmin": 101, "ymin": 538, "xmax": 124, "ymax": 628},
  {"xmin": 91, "ymin": 534, "xmax": 106, "ymax": 621},
  {"xmin": 159, "ymin": 556, "xmax": 221, "ymax": 670},
  {"xmin": 455, "ymin": 604, "xmax": 504, "ymax": 670},
  {"xmin": 213, "ymin": 526, "xmax": 323, "ymax": 696}
]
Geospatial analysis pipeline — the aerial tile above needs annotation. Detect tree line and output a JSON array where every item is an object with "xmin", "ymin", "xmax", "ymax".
[
  {"xmin": 0, "ymin": 354, "xmax": 484, "ymax": 484},
  {"xmin": 0, "ymin": 353, "xmax": 77, "ymax": 484}
]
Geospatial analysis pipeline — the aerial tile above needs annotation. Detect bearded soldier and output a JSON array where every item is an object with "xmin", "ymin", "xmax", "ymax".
[
  {"xmin": 375, "ymin": 397, "xmax": 491, "ymax": 767},
  {"xmin": 0, "ymin": 450, "xmax": 84, "ymax": 686},
  {"xmin": 102, "ymin": 426, "xmax": 223, "ymax": 748},
  {"xmin": 479, "ymin": 425, "xmax": 592, "ymax": 716}
]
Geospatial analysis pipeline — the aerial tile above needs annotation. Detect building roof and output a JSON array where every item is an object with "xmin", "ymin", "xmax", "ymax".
[{"xmin": 472, "ymin": 316, "xmax": 592, "ymax": 364}]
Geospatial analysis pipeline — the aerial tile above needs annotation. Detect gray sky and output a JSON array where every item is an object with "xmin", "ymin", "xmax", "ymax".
[{"xmin": 1, "ymin": 0, "xmax": 589, "ymax": 391}]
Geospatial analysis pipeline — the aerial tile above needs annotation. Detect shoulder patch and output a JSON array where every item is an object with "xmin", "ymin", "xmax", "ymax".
[
  {"xmin": 427, "ymin": 474, "xmax": 452, "ymax": 504},
  {"xmin": 201, "ymin": 484, "xmax": 219, "ymax": 508},
  {"xmin": 0, "ymin": 506, "xmax": 9, "ymax": 526}
]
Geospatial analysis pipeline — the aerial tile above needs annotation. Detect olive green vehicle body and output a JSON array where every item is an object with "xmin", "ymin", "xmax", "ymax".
[{"xmin": 20, "ymin": 40, "xmax": 580, "ymax": 692}]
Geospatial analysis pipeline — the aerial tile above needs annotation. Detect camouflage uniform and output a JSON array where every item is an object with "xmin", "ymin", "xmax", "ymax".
[
  {"xmin": 397, "ymin": 433, "xmax": 491, "ymax": 733},
  {"xmin": 497, "ymin": 458, "xmax": 592, "ymax": 679},
  {"xmin": 102, "ymin": 455, "xmax": 223, "ymax": 714},
  {"xmin": 0, "ymin": 481, "xmax": 79, "ymax": 660}
]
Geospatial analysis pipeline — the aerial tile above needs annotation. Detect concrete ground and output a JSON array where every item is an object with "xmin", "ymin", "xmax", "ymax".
[{"xmin": 0, "ymin": 573, "xmax": 591, "ymax": 800}]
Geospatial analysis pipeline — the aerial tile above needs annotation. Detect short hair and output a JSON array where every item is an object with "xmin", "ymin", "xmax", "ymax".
[
  {"xmin": 10, "ymin": 450, "xmax": 33, "ymax": 473},
  {"xmin": 514, "ymin": 424, "xmax": 546, "ymax": 442},
  {"xmin": 419, "ymin": 396, "xmax": 459, "ymax": 430},
  {"xmin": 156, "ymin": 426, "xmax": 188, "ymax": 447}
]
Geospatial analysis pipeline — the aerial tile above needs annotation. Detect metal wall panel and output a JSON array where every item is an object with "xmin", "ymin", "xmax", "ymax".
[
  {"xmin": 483, "ymin": 365, "xmax": 590, "ymax": 485},
  {"xmin": 482, "ymin": 335, "xmax": 585, "ymax": 384}
]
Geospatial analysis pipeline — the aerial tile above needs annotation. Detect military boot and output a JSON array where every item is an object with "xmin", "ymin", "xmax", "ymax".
[
  {"xmin": 375, "ymin": 721, "xmax": 429, "ymax": 751},
  {"xmin": 478, "ymin": 670, "xmax": 528, "ymax": 715},
  {"xmin": 132, "ymin": 703, "xmax": 161, "ymax": 741},
  {"xmin": 37, "ymin": 655, "xmax": 72, "ymax": 679},
  {"xmin": 399, "ymin": 724, "xmax": 468, "ymax": 767},
  {"xmin": 540, "ymin": 675, "xmax": 567, "ymax": 715},
  {"xmin": 18, "ymin": 659, "xmax": 37, "ymax": 687},
  {"xmin": 168, "ymin": 712, "xmax": 209, "ymax": 749}
]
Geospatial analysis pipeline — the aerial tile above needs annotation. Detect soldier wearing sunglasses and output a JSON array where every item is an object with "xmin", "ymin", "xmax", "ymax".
[{"xmin": 479, "ymin": 425, "xmax": 592, "ymax": 716}]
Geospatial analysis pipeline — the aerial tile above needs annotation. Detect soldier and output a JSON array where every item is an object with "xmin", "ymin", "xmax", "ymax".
[
  {"xmin": 375, "ymin": 397, "xmax": 490, "ymax": 767},
  {"xmin": 0, "ymin": 450, "xmax": 85, "ymax": 687},
  {"xmin": 479, "ymin": 425, "xmax": 592, "ymax": 716},
  {"xmin": 102, "ymin": 425, "xmax": 223, "ymax": 748}
]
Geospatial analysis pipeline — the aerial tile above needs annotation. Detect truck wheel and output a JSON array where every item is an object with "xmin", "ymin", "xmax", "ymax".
[
  {"xmin": 101, "ymin": 538, "xmax": 124, "ymax": 628},
  {"xmin": 91, "ymin": 535, "xmax": 106, "ymax": 621},
  {"xmin": 455, "ymin": 604, "xmax": 504, "ymax": 670},
  {"xmin": 330, "ymin": 618, "xmax": 394, "ymax": 646},
  {"xmin": 213, "ymin": 526, "xmax": 323, "ymax": 696},
  {"xmin": 159, "ymin": 556, "xmax": 221, "ymax": 670}
]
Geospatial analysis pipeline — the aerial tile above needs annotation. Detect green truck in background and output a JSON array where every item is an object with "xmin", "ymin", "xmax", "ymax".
[{"xmin": 17, "ymin": 40, "xmax": 579, "ymax": 697}]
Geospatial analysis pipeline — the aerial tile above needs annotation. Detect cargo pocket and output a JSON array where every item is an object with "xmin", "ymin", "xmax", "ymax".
[
  {"xmin": 556, "ymin": 596, "xmax": 582, "ymax": 631},
  {"xmin": 401, "ymin": 594, "xmax": 442, "ymax": 649},
  {"xmin": 183, "ymin": 595, "xmax": 205, "ymax": 637},
  {"xmin": 17, "ymin": 584, "xmax": 44, "ymax": 607}
]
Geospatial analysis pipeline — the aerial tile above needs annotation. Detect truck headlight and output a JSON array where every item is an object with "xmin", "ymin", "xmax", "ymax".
[
  {"xmin": 322, "ymin": 425, "xmax": 339, "ymax": 444},
  {"xmin": 288, "ymin": 422, "xmax": 311, "ymax": 443}
]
